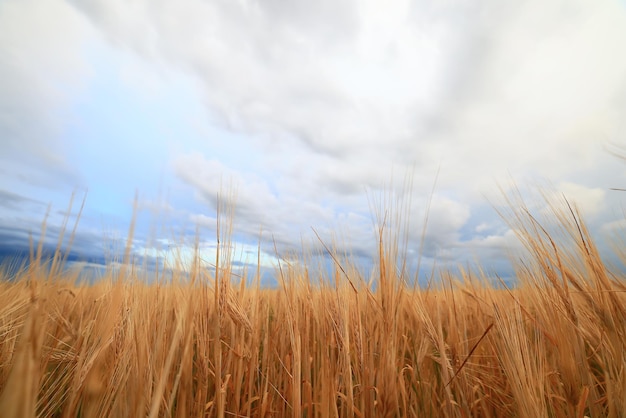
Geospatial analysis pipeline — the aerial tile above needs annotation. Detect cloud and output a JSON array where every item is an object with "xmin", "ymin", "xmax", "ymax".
[
  {"xmin": 171, "ymin": 152, "xmax": 374, "ymax": 257},
  {"xmin": 69, "ymin": 0, "xmax": 626, "ymax": 192},
  {"xmin": 4, "ymin": 0, "xmax": 626, "ymax": 281},
  {"xmin": 431, "ymin": 1, "xmax": 626, "ymax": 183},
  {"xmin": 411, "ymin": 195, "xmax": 471, "ymax": 260},
  {"xmin": 0, "ymin": 0, "xmax": 93, "ymax": 183},
  {"xmin": 171, "ymin": 153, "xmax": 283, "ymax": 230},
  {"xmin": 69, "ymin": 0, "xmax": 451, "ymax": 158},
  {"xmin": 135, "ymin": 236, "xmax": 280, "ymax": 272},
  {"xmin": 136, "ymin": 198, "xmax": 176, "ymax": 216},
  {"xmin": 173, "ymin": 149, "xmax": 481, "ymax": 271},
  {"xmin": 0, "ymin": 220, "xmax": 108, "ymax": 267},
  {"xmin": 555, "ymin": 182, "xmax": 606, "ymax": 217},
  {"xmin": 0, "ymin": 190, "xmax": 44, "ymax": 211},
  {"xmin": 601, "ymin": 219, "xmax": 626, "ymax": 234}
]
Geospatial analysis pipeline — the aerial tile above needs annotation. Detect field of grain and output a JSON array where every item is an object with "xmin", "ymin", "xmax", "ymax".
[{"xmin": 1, "ymin": 194, "xmax": 625, "ymax": 418}]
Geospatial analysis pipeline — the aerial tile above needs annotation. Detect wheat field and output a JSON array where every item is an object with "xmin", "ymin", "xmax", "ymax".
[{"xmin": 0, "ymin": 193, "xmax": 625, "ymax": 418}]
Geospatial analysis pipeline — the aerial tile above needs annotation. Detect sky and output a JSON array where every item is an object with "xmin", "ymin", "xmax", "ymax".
[{"xmin": 2, "ymin": 0, "xmax": 626, "ymax": 286}]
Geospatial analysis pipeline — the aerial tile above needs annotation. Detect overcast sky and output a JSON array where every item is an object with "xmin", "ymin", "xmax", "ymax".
[{"xmin": 2, "ymin": 0, "xmax": 626, "ymax": 285}]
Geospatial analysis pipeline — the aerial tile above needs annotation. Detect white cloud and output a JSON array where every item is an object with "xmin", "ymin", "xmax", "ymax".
[
  {"xmin": 555, "ymin": 182, "xmax": 606, "ymax": 217},
  {"xmin": 416, "ymin": 195, "xmax": 471, "ymax": 256},
  {"xmin": 4, "ymin": 0, "xmax": 626, "ymax": 279},
  {"xmin": 189, "ymin": 214, "xmax": 217, "ymax": 229},
  {"xmin": 0, "ymin": 0, "xmax": 93, "ymax": 178},
  {"xmin": 136, "ymin": 236, "xmax": 281, "ymax": 273},
  {"xmin": 475, "ymin": 223, "xmax": 490, "ymax": 233},
  {"xmin": 601, "ymin": 218, "xmax": 626, "ymax": 234},
  {"xmin": 64, "ymin": 0, "xmax": 626, "ymax": 189}
]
